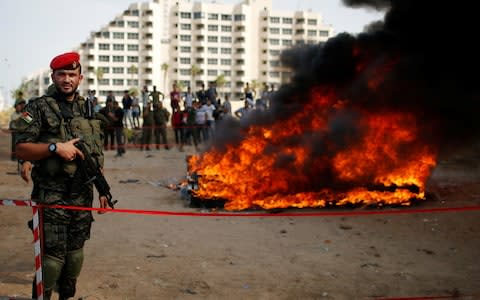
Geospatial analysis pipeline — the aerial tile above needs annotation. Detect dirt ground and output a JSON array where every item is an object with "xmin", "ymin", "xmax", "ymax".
[{"xmin": 0, "ymin": 129, "xmax": 479, "ymax": 300}]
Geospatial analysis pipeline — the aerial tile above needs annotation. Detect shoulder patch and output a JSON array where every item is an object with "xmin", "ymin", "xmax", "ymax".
[{"xmin": 20, "ymin": 111, "xmax": 33, "ymax": 124}]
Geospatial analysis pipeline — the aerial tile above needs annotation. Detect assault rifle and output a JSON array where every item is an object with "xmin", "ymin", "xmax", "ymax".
[{"xmin": 75, "ymin": 140, "xmax": 118, "ymax": 209}]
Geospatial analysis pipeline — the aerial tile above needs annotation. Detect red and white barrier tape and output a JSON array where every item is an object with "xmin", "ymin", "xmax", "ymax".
[
  {"xmin": 2, "ymin": 197, "xmax": 480, "ymax": 300},
  {"xmin": 0, "ymin": 199, "xmax": 43, "ymax": 300}
]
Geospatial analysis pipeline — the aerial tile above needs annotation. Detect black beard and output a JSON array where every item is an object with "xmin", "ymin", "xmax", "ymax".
[{"xmin": 54, "ymin": 83, "xmax": 77, "ymax": 98}]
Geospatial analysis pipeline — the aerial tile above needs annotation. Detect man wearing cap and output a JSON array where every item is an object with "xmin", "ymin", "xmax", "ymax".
[
  {"xmin": 9, "ymin": 92, "xmax": 27, "ymax": 161},
  {"xmin": 15, "ymin": 51, "xmax": 110, "ymax": 299}
]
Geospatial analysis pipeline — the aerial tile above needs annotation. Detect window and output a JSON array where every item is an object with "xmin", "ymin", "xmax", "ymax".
[
  {"xmin": 208, "ymin": 25, "xmax": 218, "ymax": 31},
  {"xmin": 220, "ymin": 59, "xmax": 231, "ymax": 65},
  {"xmin": 180, "ymin": 23, "xmax": 191, "ymax": 30},
  {"xmin": 269, "ymin": 71, "xmax": 280, "ymax": 77},
  {"xmin": 269, "ymin": 49, "xmax": 281, "ymax": 56},
  {"xmin": 127, "ymin": 56, "xmax": 139, "ymax": 62},
  {"xmin": 116, "ymin": 20, "xmax": 125, "ymax": 27},
  {"xmin": 282, "ymin": 39, "xmax": 292, "ymax": 46},
  {"xmin": 180, "ymin": 46, "xmax": 191, "ymax": 53},
  {"xmin": 113, "ymin": 56, "xmax": 124, "ymax": 62},
  {"xmin": 113, "ymin": 67, "xmax": 124, "ymax": 74},
  {"xmin": 127, "ymin": 33, "xmax": 139, "ymax": 39},
  {"xmin": 102, "ymin": 32, "xmax": 110, "ymax": 38},
  {"xmin": 208, "ymin": 13, "xmax": 219, "ymax": 20},
  {"xmin": 193, "ymin": 12, "xmax": 204, "ymax": 19},
  {"xmin": 127, "ymin": 66, "xmax": 137, "ymax": 74},
  {"xmin": 319, "ymin": 30, "xmax": 329, "ymax": 37},
  {"xmin": 113, "ymin": 32, "xmax": 124, "ymax": 39},
  {"xmin": 98, "ymin": 79, "xmax": 110, "ymax": 85},
  {"xmin": 221, "ymin": 25, "xmax": 232, "ymax": 32},
  {"xmin": 180, "ymin": 12, "xmax": 191, "ymax": 19},
  {"xmin": 208, "ymin": 47, "xmax": 218, "ymax": 54},
  {"xmin": 220, "ymin": 36, "xmax": 232, "ymax": 43},
  {"xmin": 234, "ymin": 14, "xmax": 245, "ymax": 21},
  {"xmin": 282, "ymin": 28, "xmax": 292, "ymax": 35},
  {"xmin": 128, "ymin": 44, "xmax": 139, "ymax": 51},
  {"xmin": 128, "ymin": 21, "xmax": 139, "ymax": 28},
  {"xmin": 131, "ymin": 9, "xmax": 139, "ymax": 16},
  {"xmin": 99, "ymin": 43, "xmax": 110, "ymax": 50},
  {"xmin": 207, "ymin": 58, "xmax": 218, "ymax": 65},
  {"xmin": 223, "ymin": 70, "xmax": 231, "ymax": 76},
  {"xmin": 180, "ymin": 35, "xmax": 191, "ymax": 41},
  {"xmin": 221, "ymin": 48, "xmax": 231, "ymax": 54},
  {"xmin": 208, "ymin": 36, "xmax": 218, "ymax": 42},
  {"xmin": 282, "ymin": 17, "xmax": 293, "ymax": 24},
  {"xmin": 180, "ymin": 57, "xmax": 191, "ymax": 64},
  {"xmin": 221, "ymin": 14, "xmax": 232, "ymax": 21},
  {"xmin": 113, "ymin": 79, "xmax": 124, "ymax": 86},
  {"xmin": 270, "ymin": 60, "xmax": 280, "ymax": 67},
  {"xmin": 99, "ymin": 55, "xmax": 110, "ymax": 62},
  {"xmin": 269, "ymin": 28, "xmax": 280, "ymax": 34},
  {"xmin": 307, "ymin": 19, "xmax": 317, "ymax": 26},
  {"xmin": 270, "ymin": 17, "xmax": 280, "ymax": 23},
  {"xmin": 180, "ymin": 69, "xmax": 191, "ymax": 75},
  {"xmin": 99, "ymin": 67, "xmax": 110, "ymax": 74},
  {"xmin": 308, "ymin": 30, "xmax": 317, "ymax": 37},
  {"xmin": 127, "ymin": 79, "xmax": 139, "ymax": 86},
  {"xmin": 269, "ymin": 39, "xmax": 280, "ymax": 45},
  {"xmin": 113, "ymin": 44, "xmax": 124, "ymax": 51},
  {"xmin": 207, "ymin": 70, "xmax": 218, "ymax": 76},
  {"xmin": 296, "ymin": 18, "xmax": 305, "ymax": 24}
]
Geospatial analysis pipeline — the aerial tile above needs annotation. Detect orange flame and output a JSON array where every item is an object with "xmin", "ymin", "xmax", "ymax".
[{"xmin": 188, "ymin": 87, "xmax": 437, "ymax": 211}]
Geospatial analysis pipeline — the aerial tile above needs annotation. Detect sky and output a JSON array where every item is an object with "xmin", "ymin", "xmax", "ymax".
[{"xmin": 0, "ymin": 0, "xmax": 384, "ymax": 108}]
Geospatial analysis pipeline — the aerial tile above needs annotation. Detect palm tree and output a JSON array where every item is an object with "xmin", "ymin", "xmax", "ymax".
[
  {"xmin": 161, "ymin": 63, "xmax": 169, "ymax": 92},
  {"xmin": 191, "ymin": 64, "xmax": 201, "ymax": 91},
  {"xmin": 251, "ymin": 79, "xmax": 261, "ymax": 99},
  {"xmin": 215, "ymin": 74, "xmax": 226, "ymax": 98},
  {"xmin": 128, "ymin": 64, "xmax": 138, "ymax": 88},
  {"xmin": 95, "ymin": 68, "xmax": 104, "ymax": 92}
]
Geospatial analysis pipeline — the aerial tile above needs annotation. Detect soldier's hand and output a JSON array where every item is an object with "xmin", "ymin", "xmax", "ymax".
[
  {"xmin": 20, "ymin": 161, "xmax": 32, "ymax": 183},
  {"xmin": 98, "ymin": 195, "xmax": 108, "ymax": 214},
  {"xmin": 55, "ymin": 138, "xmax": 85, "ymax": 161}
]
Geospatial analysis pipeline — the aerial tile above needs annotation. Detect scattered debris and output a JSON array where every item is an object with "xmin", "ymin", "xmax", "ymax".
[
  {"xmin": 118, "ymin": 179, "xmax": 140, "ymax": 184},
  {"xmin": 183, "ymin": 288, "xmax": 197, "ymax": 295},
  {"xmin": 417, "ymin": 248, "xmax": 435, "ymax": 255},
  {"xmin": 146, "ymin": 254, "xmax": 167, "ymax": 259}
]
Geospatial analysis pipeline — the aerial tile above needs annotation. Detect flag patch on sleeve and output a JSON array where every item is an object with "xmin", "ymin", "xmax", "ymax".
[{"xmin": 21, "ymin": 112, "xmax": 33, "ymax": 124}]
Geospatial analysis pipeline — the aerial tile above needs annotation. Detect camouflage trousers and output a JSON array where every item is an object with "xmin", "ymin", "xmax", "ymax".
[{"xmin": 39, "ymin": 188, "xmax": 94, "ymax": 260}]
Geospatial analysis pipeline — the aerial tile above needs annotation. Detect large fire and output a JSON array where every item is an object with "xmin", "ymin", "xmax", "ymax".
[{"xmin": 188, "ymin": 85, "xmax": 437, "ymax": 211}]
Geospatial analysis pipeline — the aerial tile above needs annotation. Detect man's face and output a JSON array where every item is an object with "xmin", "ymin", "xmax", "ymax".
[{"xmin": 51, "ymin": 68, "xmax": 83, "ymax": 96}]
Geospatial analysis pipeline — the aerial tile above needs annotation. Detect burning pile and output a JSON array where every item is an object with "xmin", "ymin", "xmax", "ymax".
[{"xmin": 188, "ymin": 0, "xmax": 480, "ymax": 211}]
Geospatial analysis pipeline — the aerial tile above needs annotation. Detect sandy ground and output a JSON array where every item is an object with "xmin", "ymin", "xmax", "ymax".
[{"xmin": 0, "ymin": 130, "xmax": 480, "ymax": 300}]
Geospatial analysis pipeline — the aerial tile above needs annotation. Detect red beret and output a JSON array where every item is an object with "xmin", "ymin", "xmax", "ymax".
[{"xmin": 50, "ymin": 52, "xmax": 81, "ymax": 71}]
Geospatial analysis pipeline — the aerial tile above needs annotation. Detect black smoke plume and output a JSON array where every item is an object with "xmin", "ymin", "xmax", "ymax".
[{"xmin": 207, "ymin": 0, "xmax": 479, "ymax": 188}]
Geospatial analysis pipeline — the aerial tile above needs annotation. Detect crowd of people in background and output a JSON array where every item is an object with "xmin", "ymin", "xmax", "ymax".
[{"xmin": 9, "ymin": 81, "xmax": 276, "ymax": 159}]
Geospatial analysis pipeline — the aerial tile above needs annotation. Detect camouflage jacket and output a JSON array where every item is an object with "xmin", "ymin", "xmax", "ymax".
[{"xmin": 16, "ymin": 85, "xmax": 108, "ymax": 193}]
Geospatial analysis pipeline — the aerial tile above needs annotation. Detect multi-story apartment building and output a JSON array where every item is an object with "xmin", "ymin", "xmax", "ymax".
[{"xmin": 22, "ymin": 0, "xmax": 333, "ymax": 101}]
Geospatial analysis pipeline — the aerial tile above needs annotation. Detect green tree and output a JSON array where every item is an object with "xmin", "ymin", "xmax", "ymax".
[
  {"xmin": 11, "ymin": 84, "xmax": 27, "ymax": 100},
  {"xmin": 129, "ymin": 87, "xmax": 139, "ymax": 97},
  {"xmin": 191, "ymin": 64, "xmax": 201, "ymax": 90},
  {"xmin": 176, "ymin": 81, "xmax": 186, "ymax": 92},
  {"xmin": 95, "ymin": 68, "xmax": 104, "ymax": 81},
  {"xmin": 251, "ymin": 79, "xmax": 261, "ymax": 99},
  {"xmin": 215, "ymin": 74, "xmax": 226, "ymax": 98},
  {"xmin": 128, "ymin": 64, "xmax": 138, "ymax": 88}
]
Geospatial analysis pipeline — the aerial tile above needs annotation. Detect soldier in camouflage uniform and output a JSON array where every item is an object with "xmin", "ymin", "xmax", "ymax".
[
  {"xmin": 15, "ymin": 52, "xmax": 109, "ymax": 300},
  {"xmin": 153, "ymin": 101, "xmax": 170, "ymax": 150}
]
